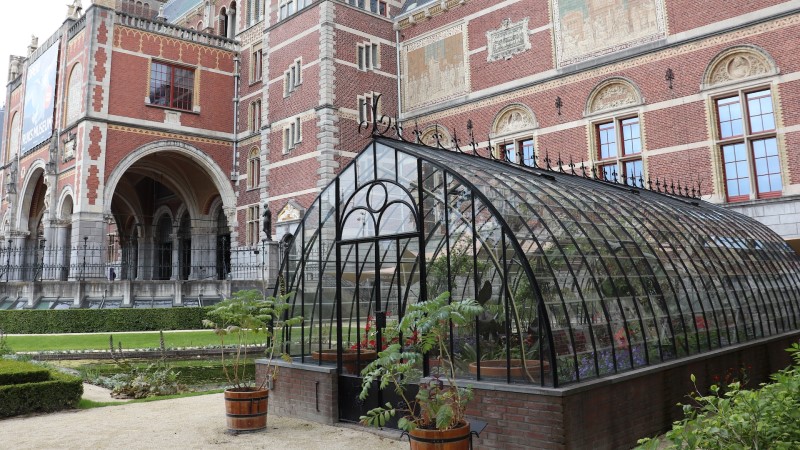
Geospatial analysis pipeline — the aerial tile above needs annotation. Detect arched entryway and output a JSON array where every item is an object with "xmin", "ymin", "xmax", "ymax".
[{"xmin": 104, "ymin": 141, "xmax": 235, "ymax": 281}]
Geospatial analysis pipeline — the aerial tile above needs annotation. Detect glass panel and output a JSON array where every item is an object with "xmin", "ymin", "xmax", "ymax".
[
  {"xmin": 717, "ymin": 96, "xmax": 743, "ymax": 139},
  {"xmin": 621, "ymin": 118, "xmax": 641, "ymax": 155},
  {"xmin": 747, "ymin": 90, "xmax": 775, "ymax": 133},
  {"xmin": 597, "ymin": 122, "xmax": 617, "ymax": 159}
]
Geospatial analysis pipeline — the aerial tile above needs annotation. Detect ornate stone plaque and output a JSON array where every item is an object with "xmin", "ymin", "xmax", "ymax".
[{"xmin": 487, "ymin": 19, "xmax": 531, "ymax": 62}]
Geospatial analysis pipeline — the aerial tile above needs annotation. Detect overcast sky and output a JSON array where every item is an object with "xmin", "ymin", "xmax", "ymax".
[{"xmin": 1, "ymin": 1, "xmax": 71, "ymax": 108}]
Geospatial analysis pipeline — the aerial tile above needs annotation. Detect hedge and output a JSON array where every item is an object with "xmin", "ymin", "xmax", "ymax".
[
  {"xmin": 0, "ymin": 307, "xmax": 212, "ymax": 334},
  {"xmin": 0, "ymin": 368, "xmax": 83, "ymax": 418},
  {"xmin": 0, "ymin": 360, "xmax": 51, "ymax": 385}
]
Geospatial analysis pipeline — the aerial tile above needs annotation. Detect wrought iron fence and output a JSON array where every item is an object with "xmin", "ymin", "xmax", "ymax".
[{"xmin": 0, "ymin": 242, "xmax": 268, "ymax": 282}]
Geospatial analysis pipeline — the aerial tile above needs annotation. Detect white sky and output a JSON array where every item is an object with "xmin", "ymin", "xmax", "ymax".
[{"xmin": 1, "ymin": 1, "xmax": 71, "ymax": 108}]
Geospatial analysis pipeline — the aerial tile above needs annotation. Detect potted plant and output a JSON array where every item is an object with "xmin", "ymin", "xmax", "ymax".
[
  {"xmin": 203, "ymin": 289, "xmax": 302, "ymax": 432},
  {"xmin": 359, "ymin": 292, "xmax": 483, "ymax": 449},
  {"xmin": 311, "ymin": 313, "xmax": 379, "ymax": 374}
]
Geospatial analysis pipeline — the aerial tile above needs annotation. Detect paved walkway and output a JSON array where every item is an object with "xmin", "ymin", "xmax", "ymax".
[{"xmin": 0, "ymin": 384, "xmax": 406, "ymax": 450}]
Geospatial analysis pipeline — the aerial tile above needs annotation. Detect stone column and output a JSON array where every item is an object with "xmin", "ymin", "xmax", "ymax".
[
  {"xmin": 227, "ymin": 9, "xmax": 236, "ymax": 39},
  {"xmin": 170, "ymin": 231, "xmax": 180, "ymax": 280}
]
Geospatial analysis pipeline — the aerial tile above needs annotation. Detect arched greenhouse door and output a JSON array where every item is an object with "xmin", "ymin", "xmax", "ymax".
[{"xmin": 335, "ymin": 179, "xmax": 423, "ymax": 424}]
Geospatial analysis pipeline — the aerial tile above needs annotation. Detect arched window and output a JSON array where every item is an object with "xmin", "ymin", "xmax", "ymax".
[
  {"xmin": 247, "ymin": 147, "xmax": 260, "ymax": 189},
  {"xmin": 7, "ymin": 113, "xmax": 20, "ymax": 160},
  {"xmin": 585, "ymin": 78, "xmax": 646, "ymax": 186},
  {"xmin": 491, "ymin": 104, "xmax": 537, "ymax": 165},
  {"xmin": 219, "ymin": 7, "xmax": 228, "ymax": 36},
  {"xmin": 65, "ymin": 63, "xmax": 83, "ymax": 125},
  {"xmin": 703, "ymin": 46, "xmax": 781, "ymax": 202}
]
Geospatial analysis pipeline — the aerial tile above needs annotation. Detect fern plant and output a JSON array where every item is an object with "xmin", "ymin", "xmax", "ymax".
[
  {"xmin": 203, "ymin": 289, "xmax": 302, "ymax": 391},
  {"xmin": 359, "ymin": 292, "xmax": 482, "ymax": 432}
]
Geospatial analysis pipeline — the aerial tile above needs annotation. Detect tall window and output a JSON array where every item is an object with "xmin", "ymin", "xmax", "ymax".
[
  {"xmin": 595, "ymin": 116, "xmax": 643, "ymax": 186},
  {"xmin": 250, "ymin": 100, "xmax": 261, "ymax": 134},
  {"xmin": 149, "ymin": 62, "xmax": 194, "ymax": 111},
  {"xmin": 283, "ymin": 117, "xmax": 301, "ymax": 153},
  {"xmin": 357, "ymin": 42, "xmax": 379, "ymax": 71},
  {"xmin": 246, "ymin": 204, "xmax": 260, "ymax": 245},
  {"xmin": 284, "ymin": 59, "xmax": 302, "ymax": 97},
  {"xmin": 500, "ymin": 139, "xmax": 535, "ymax": 166},
  {"xmin": 247, "ymin": 147, "xmax": 260, "ymax": 189},
  {"xmin": 358, "ymin": 92, "xmax": 380, "ymax": 124},
  {"xmin": 279, "ymin": 0, "xmax": 308, "ymax": 20},
  {"xmin": 348, "ymin": 0, "xmax": 388, "ymax": 16},
  {"xmin": 716, "ymin": 88, "xmax": 781, "ymax": 201},
  {"xmin": 251, "ymin": 47, "xmax": 263, "ymax": 83}
]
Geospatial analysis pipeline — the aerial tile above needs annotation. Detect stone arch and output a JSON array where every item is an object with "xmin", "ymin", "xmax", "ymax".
[
  {"xmin": 702, "ymin": 45, "xmax": 778, "ymax": 90},
  {"xmin": 103, "ymin": 140, "xmax": 236, "ymax": 223},
  {"xmin": 152, "ymin": 205, "xmax": 175, "ymax": 229},
  {"xmin": 16, "ymin": 160, "xmax": 48, "ymax": 234},
  {"xmin": 419, "ymin": 125, "xmax": 452, "ymax": 148},
  {"xmin": 56, "ymin": 187, "xmax": 75, "ymax": 222},
  {"xmin": 585, "ymin": 77, "xmax": 644, "ymax": 116},
  {"xmin": 491, "ymin": 104, "xmax": 537, "ymax": 137}
]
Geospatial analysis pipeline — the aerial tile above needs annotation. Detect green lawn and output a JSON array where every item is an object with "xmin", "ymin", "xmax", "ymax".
[{"xmin": 5, "ymin": 330, "xmax": 259, "ymax": 352}]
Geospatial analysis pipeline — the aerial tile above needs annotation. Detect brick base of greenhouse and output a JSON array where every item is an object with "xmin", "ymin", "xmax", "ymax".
[{"xmin": 257, "ymin": 331, "xmax": 800, "ymax": 450}]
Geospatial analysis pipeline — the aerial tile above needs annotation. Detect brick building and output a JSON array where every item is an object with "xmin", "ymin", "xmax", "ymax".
[{"xmin": 1, "ymin": 0, "xmax": 799, "ymax": 302}]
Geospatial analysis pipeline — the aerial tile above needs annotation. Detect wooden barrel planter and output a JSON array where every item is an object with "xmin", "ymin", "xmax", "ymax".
[
  {"xmin": 408, "ymin": 422, "xmax": 471, "ymax": 450},
  {"xmin": 311, "ymin": 349, "xmax": 377, "ymax": 375},
  {"xmin": 468, "ymin": 359, "xmax": 550, "ymax": 381},
  {"xmin": 224, "ymin": 388, "xmax": 269, "ymax": 432}
]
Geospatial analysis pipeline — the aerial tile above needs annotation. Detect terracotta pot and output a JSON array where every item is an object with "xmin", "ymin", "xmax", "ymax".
[
  {"xmin": 224, "ymin": 387, "xmax": 268, "ymax": 432},
  {"xmin": 468, "ymin": 359, "xmax": 550, "ymax": 380},
  {"xmin": 408, "ymin": 422, "xmax": 471, "ymax": 450},
  {"xmin": 311, "ymin": 349, "xmax": 378, "ymax": 375}
]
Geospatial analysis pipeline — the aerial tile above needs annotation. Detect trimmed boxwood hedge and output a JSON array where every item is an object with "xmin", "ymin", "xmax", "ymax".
[
  {"xmin": 0, "ymin": 364, "xmax": 83, "ymax": 418},
  {"xmin": 0, "ymin": 360, "xmax": 51, "ymax": 385},
  {"xmin": 0, "ymin": 307, "xmax": 211, "ymax": 334}
]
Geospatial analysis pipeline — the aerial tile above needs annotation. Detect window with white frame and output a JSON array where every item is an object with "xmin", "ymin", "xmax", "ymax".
[
  {"xmin": 358, "ymin": 92, "xmax": 380, "ymax": 124},
  {"xmin": 357, "ymin": 42, "xmax": 379, "ymax": 71},
  {"xmin": 347, "ymin": 0, "xmax": 388, "ymax": 16},
  {"xmin": 279, "ymin": 0, "xmax": 309, "ymax": 20},
  {"xmin": 247, "ymin": 147, "xmax": 260, "ymax": 189},
  {"xmin": 284, "ymin": 59, "xmax": 302, "ymax": 97},
  {"xmin": 250, "ymin": 100, "xmax": 261, "ymax": 134},
  {"xmin": 251, "ymin": 47, "xmax": 263, "ymax": 83},
  {"xmin": 714, "ymin": 87, "xmax": 781, "ymax": 201},
  {"xmin": 593, "ymin": 116, "xmax": 644, "ymax": 186},
  {"xmin": 246, "ymin": 204, "xmax": 260, "ymax": 245},
  {"xmin": 499, "ymin": 138, "xmax": 535, "ymax": 166},
  {"xmin": 283, "ymin": 117, "xmax": 302, "ymax": 153}
]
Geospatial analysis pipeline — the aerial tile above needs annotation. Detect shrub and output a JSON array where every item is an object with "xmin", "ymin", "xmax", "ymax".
[
  {"xmin": 0, "ymin": 365, "xmax": 83, "ymax": 418},
  {"xmin": 0, "ymin": 307, "xmax": 211, "ymax": 334},
  {"xmin": 638, "ymin": 342, "xmax": 800, "ymax": 449},
  {"xmin": 0, "ymin": 360, "xmax": 51, "ymax": 385}
]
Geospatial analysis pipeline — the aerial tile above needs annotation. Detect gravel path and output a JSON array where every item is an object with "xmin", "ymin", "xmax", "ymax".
[{"xmin": 0, "ymin": 385, "xmax": 406, "ymax": 450}]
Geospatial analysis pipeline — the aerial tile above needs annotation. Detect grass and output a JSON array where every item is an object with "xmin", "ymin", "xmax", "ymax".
[
  {"xmin": 5, "ymin": 330, "xmax": 259, "ymax": 352},
  {"xmin": 77, "ymin": 389, "xmax": 224, "ymax": 409}
]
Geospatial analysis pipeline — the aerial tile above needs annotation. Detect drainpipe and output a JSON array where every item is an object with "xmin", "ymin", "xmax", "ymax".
[
  {"xmin": 232, "ymin": 53, "xmax": 240, "ymax": 180},
  {"xmin": 395, "ymin": 28, "xmax": 402, "ymax": 121}
]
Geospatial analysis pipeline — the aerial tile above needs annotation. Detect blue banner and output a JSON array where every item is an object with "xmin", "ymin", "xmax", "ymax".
[{"xmin": 21, "ymin": 41, "xmax": 59, "ymax": 154}]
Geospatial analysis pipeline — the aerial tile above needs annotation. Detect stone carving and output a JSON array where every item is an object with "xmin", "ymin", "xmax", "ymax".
[
  {"xmin": 402, "ymin": 23, "xmax": 469, "ymax": 112},
  {"xmin": 708, "ymin": 50, "xmax": 773, "ymax": 87},
  {"xmin": 588, "ymin": 80, "xmax": 641, "ymax": 114},
  {"xmin": 420, "ymin": 127, "xmax": 452, "ymax": 148},
  {"xmin": 487, "ymin": 18, "xmax": 531, "ymax": 62},
  {"xmin": 262, "ymin": 204, "xmax": 272, "ymax": 241},
  {"xmin": 494, "ymin": 107, "xmax": 535, "ymax": 135},
  {"xmin": 277, "ymin": 203, "xmax": 302, "ymax": 223},
  {"xmin": 553, "ymin": 0, "xmax": 666, "ymax": 67}
]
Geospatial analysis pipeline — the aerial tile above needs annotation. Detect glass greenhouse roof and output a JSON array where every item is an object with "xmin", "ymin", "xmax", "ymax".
[{"xmin": 278, "ymin": 137, "xmax": 800, "ymax": 387}]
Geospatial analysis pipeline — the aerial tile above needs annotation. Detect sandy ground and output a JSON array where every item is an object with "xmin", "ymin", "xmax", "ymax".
[{"xmin": 0, "ymin": 384, "xmax": 407, "ymax": 450}]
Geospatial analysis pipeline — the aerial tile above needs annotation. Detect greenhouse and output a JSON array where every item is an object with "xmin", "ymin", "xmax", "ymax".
[{"xmin": 276, "ymin": 136, "xmax": 800, "ymax": 390}]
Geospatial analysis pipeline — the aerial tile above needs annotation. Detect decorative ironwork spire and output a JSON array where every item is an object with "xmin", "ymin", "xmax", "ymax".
[{"xmin": 467, "ymin": 119, "xmax": 478, "ymax": 156}]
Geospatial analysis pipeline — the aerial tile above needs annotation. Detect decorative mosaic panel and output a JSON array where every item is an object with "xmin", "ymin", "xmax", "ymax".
[
  {"xmin": 552, "ymin": 0, "xmax": 666, "ymax": 67},
  {"xmin": 401, "ymin": 23, "xmax": 469, "ymax": 112}
]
